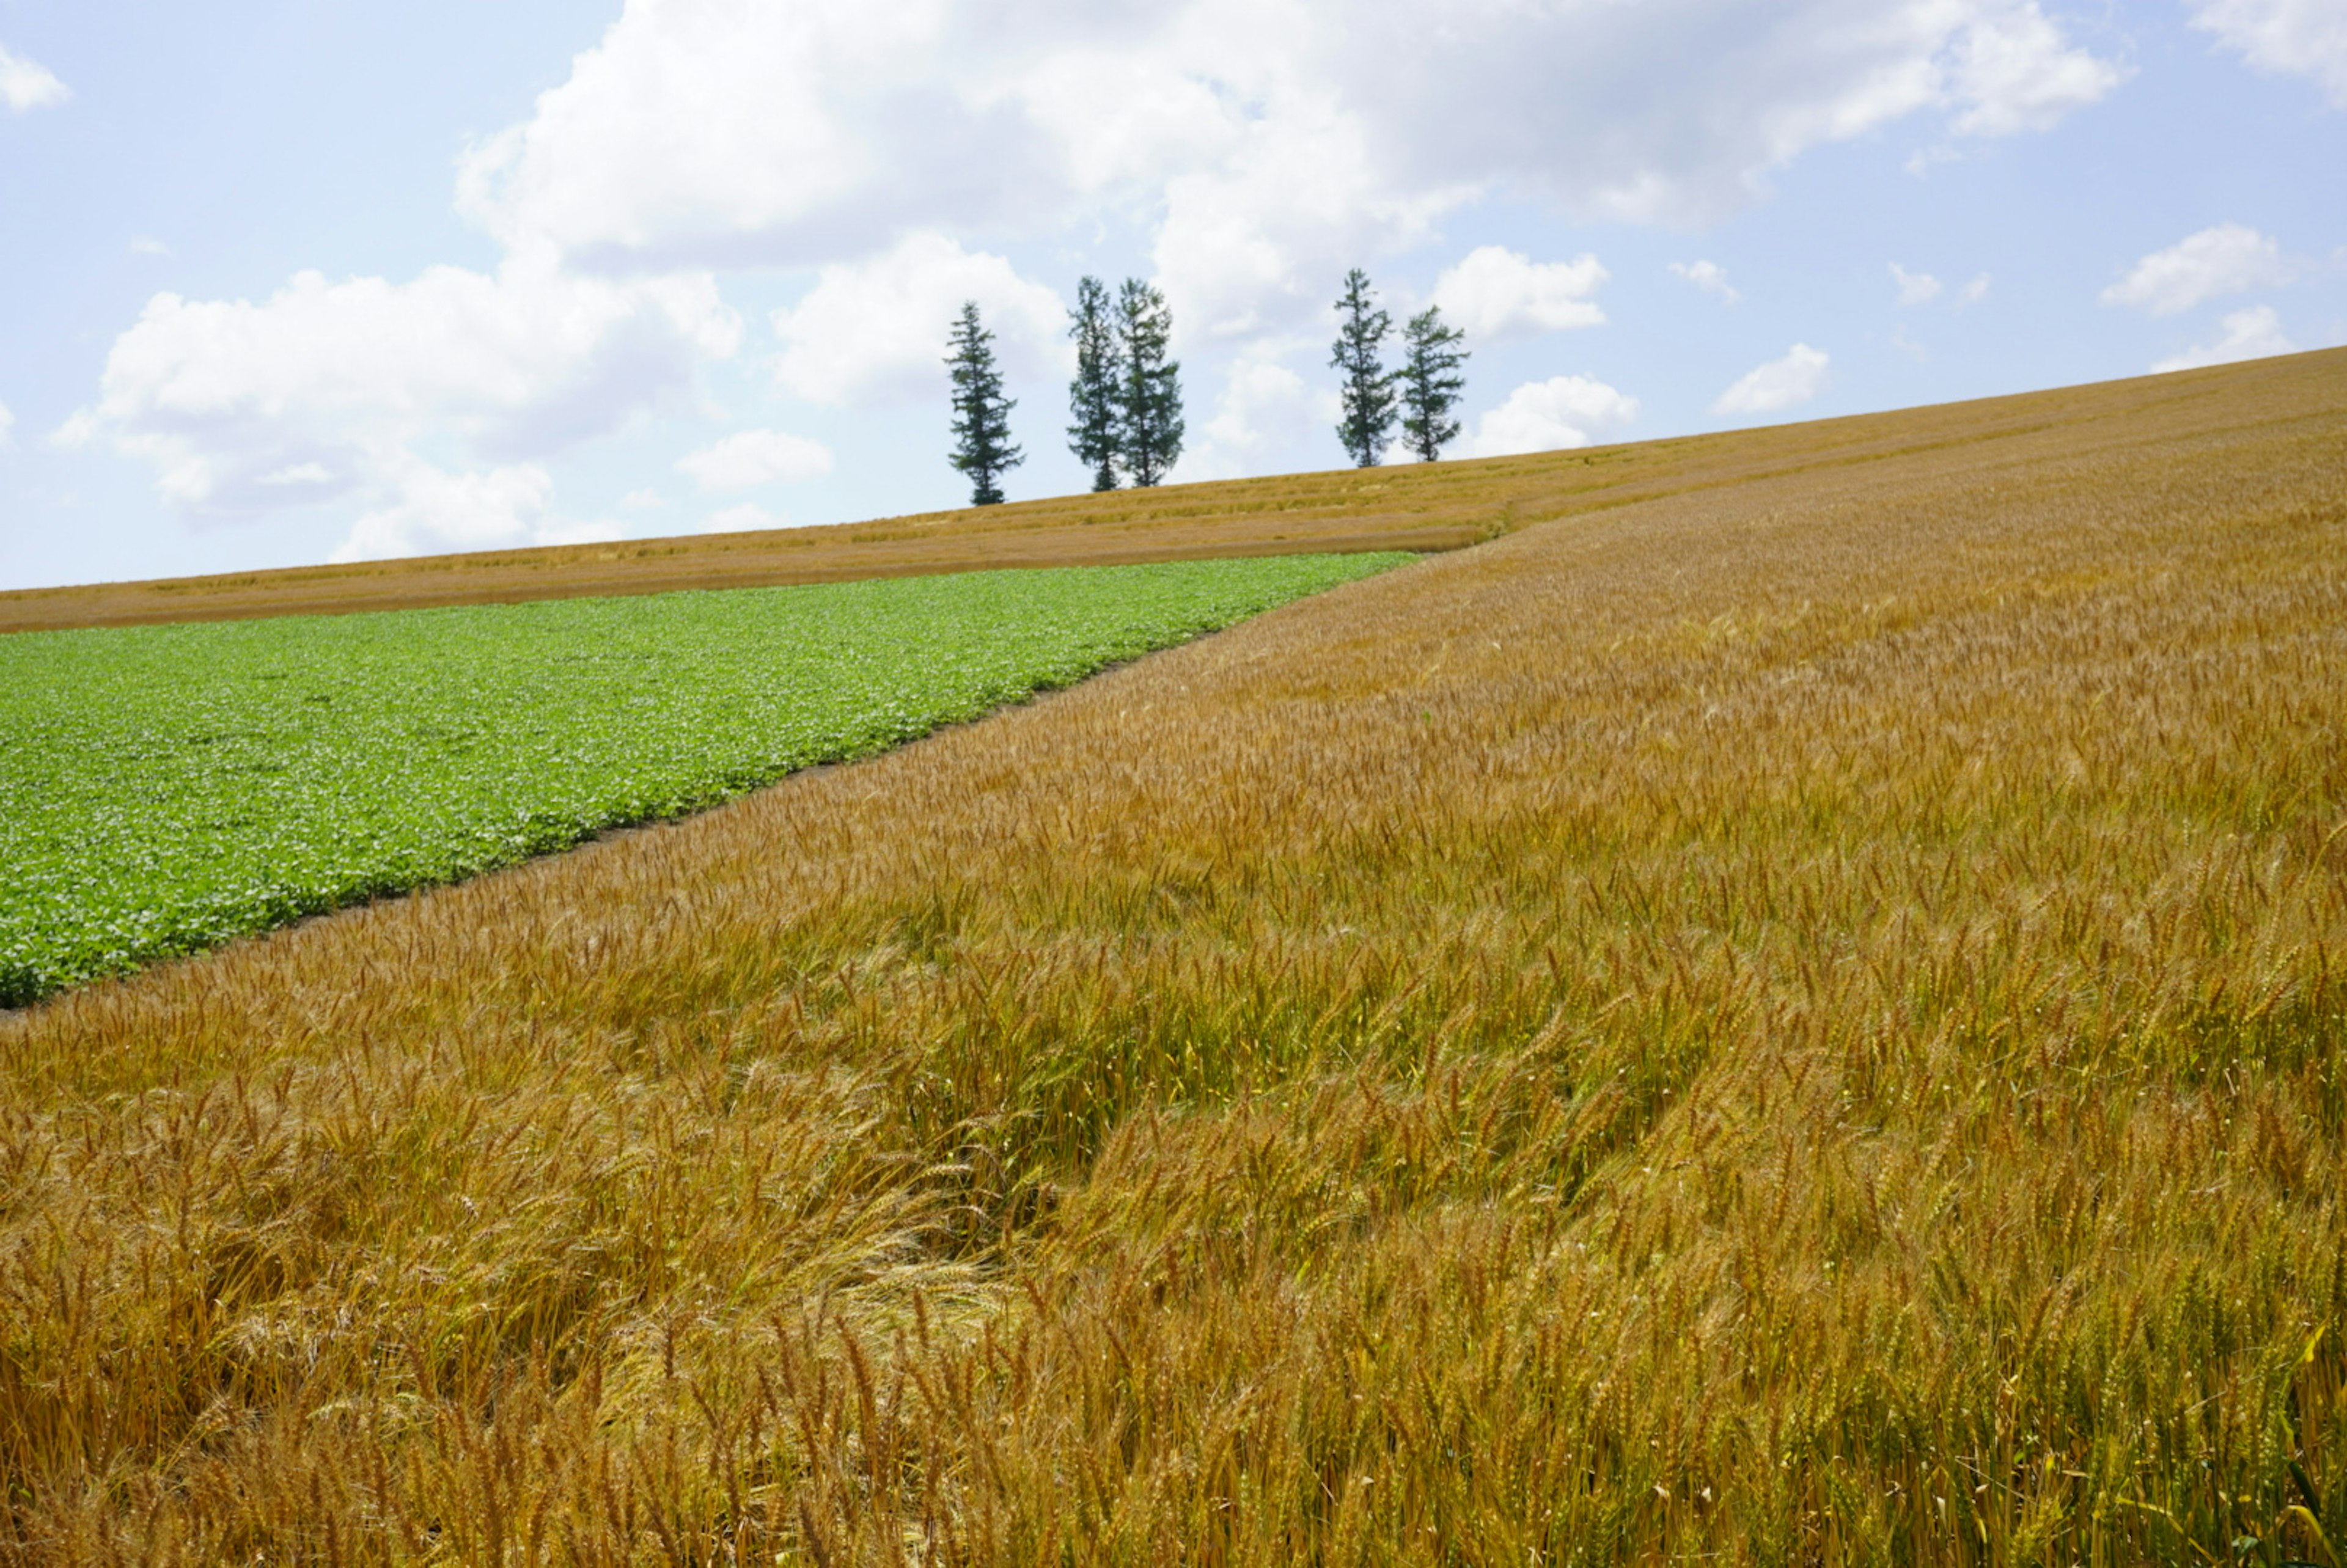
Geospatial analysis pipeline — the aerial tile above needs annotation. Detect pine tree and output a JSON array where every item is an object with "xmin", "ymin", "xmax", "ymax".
[
  {"xmin": 1331, "ymin": 268, "xmax": 1397, "ymax": 467},
  {"xmin": 1115, "ymin": 279, "xmax": 1184, "ymax": 488},
  {"xmin": 1066, "ymin": 276, "xmax": 1125, "ymax": 491},
  {"xmin": 1397, "ymin": 306, "xmax": 1469, "ymax": 463},
  {"xmin": 946, "ymin": 301, "xmax": 1022, "ymax": 507}
]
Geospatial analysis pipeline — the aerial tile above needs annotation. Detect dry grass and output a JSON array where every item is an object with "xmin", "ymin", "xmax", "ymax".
[{"xmin": 3, "ymin": 348, "xmax": 2345, "ymax": 1564}]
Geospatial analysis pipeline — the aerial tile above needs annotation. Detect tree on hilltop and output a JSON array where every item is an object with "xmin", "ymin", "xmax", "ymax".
[
  {"xmin": 1116, "ymin": 279, "xmax": 1184, "ymax": 487},
  {"xmin": 946, "ymin": 301, "xmax": 1022, "ymax": 507},
  {"xmin": 1331, "ymin": 268, "xmax": 1397, "ymax": 467},
  {"xmin": 1397, "ymin": 305, "xmax": 1469, "ymax": 463},
  {"xmin": 1067, "ymin": 276, "xmax": 1125, "ymax": 491}
]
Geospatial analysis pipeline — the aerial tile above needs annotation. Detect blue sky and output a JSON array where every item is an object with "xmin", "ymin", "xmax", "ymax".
[{"xmin": 1, "ymin": 0, "xmax": 2341, "ymax": 592}]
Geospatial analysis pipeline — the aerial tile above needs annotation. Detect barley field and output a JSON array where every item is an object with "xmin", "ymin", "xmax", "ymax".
[{"xmin": 2, "ymin": 348, "xmax": 2344, "ymax": 1564}]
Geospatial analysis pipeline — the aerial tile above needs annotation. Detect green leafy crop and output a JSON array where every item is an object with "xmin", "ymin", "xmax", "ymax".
[{"xmin": 0, "ymin": 554, "xmax": 1407, "ymax": 1006}]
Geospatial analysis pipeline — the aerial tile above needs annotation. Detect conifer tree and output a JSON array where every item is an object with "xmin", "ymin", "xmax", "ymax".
[
  {"xmin": 945, "ymin": 301, "xmax": 1022, "ymax": 507},
  {"xmin": 1397, "ymin": 305, "xmax": 1469, "ymax": 463},
  {"xmin": 1066, "ymin": 276, "xmax": 1124, "ymax": 491},
  {"xmin": 1331, "ymin": 268, "xmax": 1397, "ymax": 467},
  {"xmin": 1115, "ymin": 279, "xmax": 1184, "ymax": 488}
]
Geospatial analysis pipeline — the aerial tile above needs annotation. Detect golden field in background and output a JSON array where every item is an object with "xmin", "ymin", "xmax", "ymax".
[
  {"xmin": 2, "ymin": 348, "xmax": 2345, "ymax": 1563},
  {"xmin": 10, "ymin": 353, "xmax": 2326, "ymax": 635}
]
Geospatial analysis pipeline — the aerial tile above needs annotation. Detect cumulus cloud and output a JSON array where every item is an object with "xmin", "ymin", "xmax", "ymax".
[
  {"xmin": 1151, "ymin": 88, "xmax": 1458, "ymax": 339},
  {"xmin": 0, "ymin": 43, "xmax": 68, "ymax": 112},
  {"xmin": 77, "ymin": 253, "xmax": 740, "ymax": 558},
  {"xmin": 771, "ymin": 232, "xmax": 1067, "ymax": 405},
  {"xmin": 677, "ymin": 428, "xmax": 834, "ymax": 491},
  {"xmin": 2102, "ymin": 224, "xmax": 2303, "ymax": 316},
  {"xmin": 2189, "ymin": 0, "xmax": 2347, "ymax": 108},
  {"xmin": 1935, "ymin": 1, "xmax": 2126, "ymax": 134},
  {"xmin": 1669, "ymin": 260, "xmax": 1739, "ymax": 304},
  {"xmin": 1187, "ymin": 348, "xmax": 1337, "ymax": 478},
  {"xmin": 1469, "ymin": 376, "xmax": 1640, "ymax": 458},
  {"xmin": 702, "ymin": 502, "xmax": 787, "ymax": 534},
  {"xmin": 1890, "ymin": 263, "xmax": 1942, "ymax": 305},
  {"xmin": 1430, "ymin": 247, "xmax": 1606, "ymax": 342},
  {"xmin": 462, "ymin": 0, "xmax": 2120, "ymax": 316},
  {"xmin": 334, "ymin": 462, "xmax": 554, "ymax": 562},
  {"xmin": 2151, "ymin": 305, "xmax": 2298, "ymax": 372},
  {"xmin": 1714, "ymin": 343, "xmax": 1830, "ymax": 416}
]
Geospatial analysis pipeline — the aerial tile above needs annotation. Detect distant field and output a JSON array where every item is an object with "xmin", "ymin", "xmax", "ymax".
[
  {"xmin": 10, "ymin": 354, "xmax": 2308, "ymax": 635},
  {"xmin": 2, "ymin": 350, "xmax": 2343, "ymax": 1565},
  {"xmin": 0, "ymin": 554, "xmax": 1404, "ymax": 1005}
]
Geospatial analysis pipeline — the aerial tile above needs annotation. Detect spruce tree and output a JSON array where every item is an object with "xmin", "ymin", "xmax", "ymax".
[
  {"xmin": 1066, "ymin": 276, "xmax": 1124, "ymax": 491},
  {"xmin": 945, "ymin": 301, "xmax": 1022, "ymax": 507},
  {"xmin": 1397, "ymin": 306, "xmax": 1469, "ymax": 463},
  {"xmin": 1331, "ymin": 268, "xmax": 1397, "ymax": 467},
  {"xmin": 1115, "ymin": 279, "xmax": 1184, "ymax": 488}
]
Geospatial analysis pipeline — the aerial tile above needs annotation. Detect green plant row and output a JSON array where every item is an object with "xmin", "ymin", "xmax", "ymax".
[{"xmin": 0, "ymin": 554, "xmax": 1408, "ymax": 1006}]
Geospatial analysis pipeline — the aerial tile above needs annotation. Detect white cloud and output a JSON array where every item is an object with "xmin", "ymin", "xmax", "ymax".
[
  {"xmin": 621, "ymin": 488, "xmax": 667, "ymax": 510},
  {"xmin": 1890, "ymin": 263, "xmax": 1942, "ymax": 305},
  {"xmin": 1430, "ymin": 246, "xmax": 1606, "ymax": 342},
  {"xmin": 459, "ymin": 0, "xmax": 2119, "ymax": 315},
  {"xmin": 1669, "ymin": 260, "xmax": 1739, "ymax": 304},
  {"xmin": 1469, "ymin": 376, "xmax": 1640, "ymax": 458},
  {"xmin": 677, "ymin": 428, "xmax": 834, "ymax": 491},
  {"xmin": 1154, "ymin": 103, "xmax": 1452, "ymax": 340},
  {"xmin": 332, "ymin": 460, "xmax": 595, "ymax": 563},
  {"xmin": 78, "ymin": 252, "xmax": 740, "ymax": 558},
  {"xmin": 538, "ymin": 518, "xmax": 631, "ymax": 548},
  {"xmin": 0, "ymin": 401, "xmax": 13, "ymax": 447},
  {"xmin": 2151, "ymin": 305, "xmax": 2298, "ymax": 373},
  {"xmin": 771, "ymin": 232, "xmax": 1067, "ymax": 405},
  {"xmin": 330, "ymin": 463, "xmax": 625, "ymax": 562},
  {"xmin": 455, "ymin": 2, "xmax": 941, "ymax": 264},
  {"xmin": 1956, "ymin": 273, "xmax": 1990, "ymax": 305},
  {"xmin": 129, "ymin": 236, "xmax": 172, "ymax": 258},
  {"xmin": 0, "ymin": 43, "xmax": 68, "ymax": 112},
  {"xmin": 2101, "ymin": 224, "xmax": 2303, "ymax": 317},
  {"xmin": 1714, "ymin": 343, "xmax": 1830, "ymax": 416},
  {"xmin": 2189, "ymin": 0, "xmax": 2347, "ymax": 108},
  {"xmin": 702, "ymin": 502, "xmax": 786, "ymax": 534},
  {"xmin": 1936, "ymin": 2, "xmax": 2126, "ymax": 134},
  {"xmin": 1187, "ymin": 346, "xmax": 1337, "ymax": 478}
]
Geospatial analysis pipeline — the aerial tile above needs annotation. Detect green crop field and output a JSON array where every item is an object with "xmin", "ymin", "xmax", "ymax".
[{"xmin": 0, "ymin": 552, "xmax": 1406, "ymax": 1006}]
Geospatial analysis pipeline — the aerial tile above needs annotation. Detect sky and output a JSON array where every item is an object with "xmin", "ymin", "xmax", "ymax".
[{"xmin": 1, "ymin": 0, "xmax": 2342, "ymax": 593}]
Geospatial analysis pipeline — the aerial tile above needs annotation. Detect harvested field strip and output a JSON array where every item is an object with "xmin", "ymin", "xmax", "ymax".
[
  {"xmin": 2, "ymin": 353, "xmax": 2326, "ymax": 636},
  {"xmin": 1, "ymin": 348, "xmax": 2344, "ymax": 1563},
  {"xmin": 0, "ymin": 553, "xmax": 1406, "ymax": 1006}
]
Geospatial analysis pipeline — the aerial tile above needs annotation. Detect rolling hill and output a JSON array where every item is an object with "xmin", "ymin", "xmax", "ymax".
[{"xmin": 2, "ymin": 347, "xmax": 2343, "ymax": 1564}]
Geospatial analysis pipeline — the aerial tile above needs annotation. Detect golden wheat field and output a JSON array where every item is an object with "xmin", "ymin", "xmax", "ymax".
[{"xmin": 4, "ymin": 348, "xmax": 2345, "ymax": 1565}]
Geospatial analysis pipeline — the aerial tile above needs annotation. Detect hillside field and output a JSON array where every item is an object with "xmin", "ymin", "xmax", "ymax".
[{"xmin": 2, "ymin": 348, "xmax": 2345, "ymax": 1564}]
